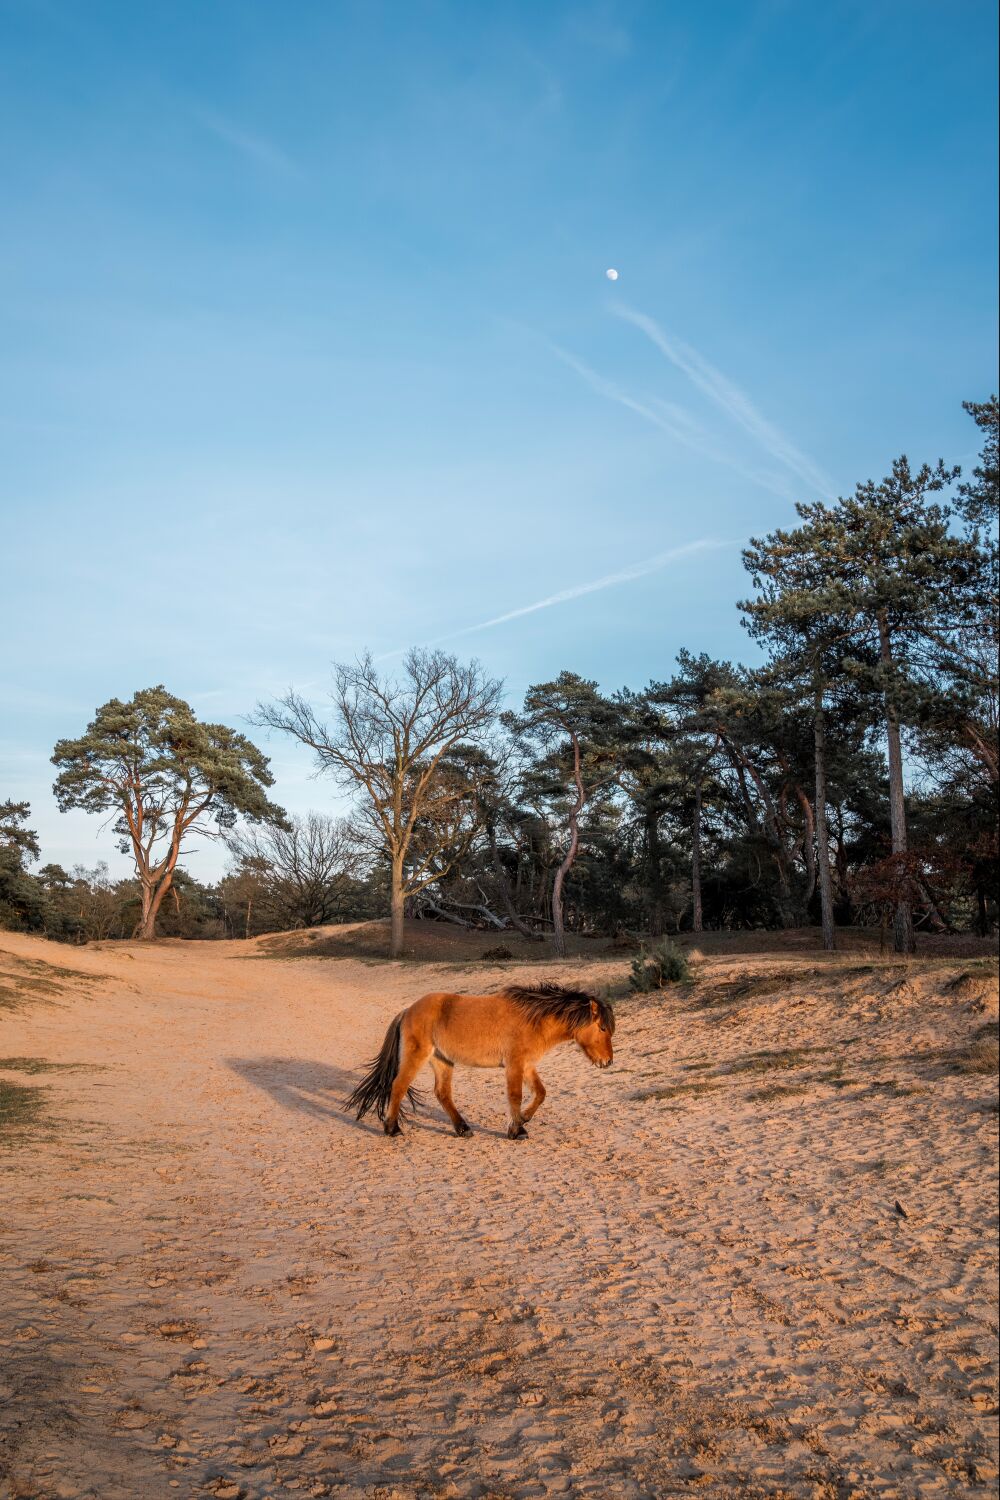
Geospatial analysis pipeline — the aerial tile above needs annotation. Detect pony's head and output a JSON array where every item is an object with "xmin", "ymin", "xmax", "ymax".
[
  {"xmin": 574, "ymin": 997, "xmax": 615, "ymax": 1069},
  {"xmin": 505, "ymin": 983, "xmax": 616, "ymax": 1068}
]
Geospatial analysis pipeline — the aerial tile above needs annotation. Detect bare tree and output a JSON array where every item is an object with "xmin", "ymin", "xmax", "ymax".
[
  {"xmin": 227, "ymin": 812, "xmax": 360, "ymax": 929},
  {"xmin": 255, "ymin": 651, "xmax": 503, "ymax": 956}
]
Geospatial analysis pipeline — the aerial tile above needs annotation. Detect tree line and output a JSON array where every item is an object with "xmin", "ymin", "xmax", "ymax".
[{"xmin": 2, "ymin": 398, "xmax": 996, "ymax": 956}]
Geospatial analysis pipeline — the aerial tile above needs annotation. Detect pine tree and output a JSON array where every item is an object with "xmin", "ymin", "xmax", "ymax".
[
  {"xmin": 504, "ymin": 673, "xmax": 622, "ymax": 957},
  {"xmin": 741, "ymin": 530, "xmax": 867, "ymax": 950},
  {"xmin": 650, "ymin": 653, "xmax": 810, "ymax": 930},
  {"xmin": 53, "ymin": 688, "xmax": 285, "ymax": 940},
  {"xmin": 752, "ymin": 456, "xmax": 980, "ymax": 952}
]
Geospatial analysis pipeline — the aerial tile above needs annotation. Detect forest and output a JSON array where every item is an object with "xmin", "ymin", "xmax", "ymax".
[{"xmin": 3, "ymin": 398, "xmax": 997, "ymax": 957}]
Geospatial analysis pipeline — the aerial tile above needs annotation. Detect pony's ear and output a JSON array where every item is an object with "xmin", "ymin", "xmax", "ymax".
[{"xmin": 589, "ymin": 998, "xmax": 600, "ymax": 1020}]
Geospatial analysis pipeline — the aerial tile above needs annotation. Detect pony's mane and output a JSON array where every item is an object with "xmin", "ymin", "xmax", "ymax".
[{"xmin": 502, "ymin": 982, "xmax": 615, "ymax": 1033}]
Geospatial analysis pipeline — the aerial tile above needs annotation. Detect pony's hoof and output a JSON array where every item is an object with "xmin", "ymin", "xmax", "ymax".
[
  {"xmin": 507, "ymin": 1123, "xmax": 528, "ymax": 1140},
  {"xmin": 454, "ymin": 1120, "xmax": 472, "ymax": 1137},
  {"xmin": 384, "ymin": 1120, "xmax": 403, "ymax": 1137}
]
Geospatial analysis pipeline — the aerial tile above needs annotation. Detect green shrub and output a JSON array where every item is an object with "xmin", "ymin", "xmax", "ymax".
[{"xmin": 629, "ymin": 940, "xmax": 691, "ymax": 991}]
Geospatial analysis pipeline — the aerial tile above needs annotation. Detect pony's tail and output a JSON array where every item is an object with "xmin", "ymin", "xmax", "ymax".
[{"xmin": 345, "ymin": 1011, "xmax": 423, "ymax": 1123}]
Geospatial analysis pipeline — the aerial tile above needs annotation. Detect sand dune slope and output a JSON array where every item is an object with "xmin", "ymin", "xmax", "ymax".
[{"xmin": 0, "ymin": 930, "xmax": 997, "ymax": 1499}]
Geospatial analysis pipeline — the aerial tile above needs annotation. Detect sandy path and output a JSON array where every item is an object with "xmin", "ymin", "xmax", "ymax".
[{"xmin": 0, "ymin": 932, "xmax": 997, "ymax": 1499}]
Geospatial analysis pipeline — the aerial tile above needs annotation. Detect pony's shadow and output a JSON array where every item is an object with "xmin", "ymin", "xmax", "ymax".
[
  {"xmin": 227, "ymin": 1056, "xmax": 372, "ymax": 1134},
  {"xmin": 226, "ymin": 1056, "xmax": 484, "ymax": 1137}
]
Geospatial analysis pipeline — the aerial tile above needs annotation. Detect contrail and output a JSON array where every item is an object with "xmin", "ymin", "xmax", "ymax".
[
  {"xmin": 612, "ymin": 303, "xmax": 834, "ymax": 497},
  {"xmin": 448, "ymin": 537, "xmax": 732, "ymax": 637},
  {"xmin": 549, "ymin": 342, "xmax": 799, "ymax": 501},
  {"xmin": 376, "ymin": 538, "xmax": 735, "ymax": 660},
  {"xmin": 548, "ymin": 342, "xmax": 681, "ymax": 438},
  {"xmin": 192, "ymin": 107, "xmax": 302, "ymax": 179}
]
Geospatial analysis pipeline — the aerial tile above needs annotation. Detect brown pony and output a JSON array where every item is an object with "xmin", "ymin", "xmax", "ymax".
[{"xmin": 346, "ymin": 983, "xmax": 615, "ymax": 1139}]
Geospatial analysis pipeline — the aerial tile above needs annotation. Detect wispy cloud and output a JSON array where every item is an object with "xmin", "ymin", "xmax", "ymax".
[
  {"xmin": 566, "ymin": 6, "xmax": 632, "ymax": 57},
  {"xmin": 377, "ymin": 539, "xmax": 735, "ymax": 659},
  {"xmin": 549, "ymin": 341, "xmax": 799, "ymax": 500},
  {"xmin": 612, "ymin": 303, "xmax": 833, "ymax": 497},
  {"xmin": 192, "ymin": 108, "xmax": 302, "ymax": 179}
]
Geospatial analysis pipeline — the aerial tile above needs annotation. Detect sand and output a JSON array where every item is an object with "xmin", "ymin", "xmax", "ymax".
[{"xmin": 0, "ymin": 924, "xmax": 997, "ymax": 1499}]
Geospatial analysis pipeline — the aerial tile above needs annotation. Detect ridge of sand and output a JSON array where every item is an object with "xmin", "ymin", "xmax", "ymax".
[{"xmin": 1, "ymin": 929, "xmax": 997, "ymax": 1499}]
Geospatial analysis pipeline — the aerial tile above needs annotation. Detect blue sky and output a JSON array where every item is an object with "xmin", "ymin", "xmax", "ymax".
[{"xmin": 2, "ymin": 0, "xmax": 997, "ymax": 879}]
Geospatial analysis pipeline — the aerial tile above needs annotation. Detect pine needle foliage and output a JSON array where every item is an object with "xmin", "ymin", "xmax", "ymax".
[{"xmin": 630, "ymin": 939, "xmax": 691, "ymax": 991}]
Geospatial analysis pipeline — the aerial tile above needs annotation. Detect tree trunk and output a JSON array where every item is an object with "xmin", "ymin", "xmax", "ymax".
[
  {"xmin": 691, "ymin": 783, "xmax": 703, "ymax": 933},
  {"xmin": 486, "ymin": 821, "xmax": 539, "ymax": 940},
  {"xmin": 732, "ymin": 745, "xmax": 794, "ymax": 927},
  {"xmin": 646, "ymin": 804, "xmax": 665, "ymax": 937},
  {"xmin": 877, "ymin": 612, "xmax": 914, "ymax": 954},
  {"xmin": 813, "ymin": 679, "xmax": 836, "ymax": 952},
  {"xmin": 552, "ymin": 830, "xmax": 578, "ymax": 959},
  {"xmin": 419, "ymin": 897, "xmax": 472, "ymax": 927},
  {"xmin": 132, "ymin": 804, "xmax": 191, "ymax": 941},
  {"xmin": 552, "ymin": 731, "xmax": 585, "ymax": 959},
  {"xmin": 389, "ymin": 860, "xmax": 405, "ymax": 958},
  {"xmin": 734, "ymin": 760, "xmax": 756, "ymax": 825},
  {"xmin": 833, "ymin": 804, "xmax": 851, "ymax": 917},
  {"xmin": 139, "ymin": 881, "xmax": 156, "ymax": 940},
  {"xmin": 977, "ymin": 884, "xmax": 990, "ymax": 937},
  {"xmin": 794, "ymin": 784, "xmax": 817, "ymax": 911},
  {"xmin": 916, "ymin": 877, "xmax": 952, "ymax": 933},
  {"xmin": 139, "ymin": 873, "xmax": 172, "ymax": 940}
]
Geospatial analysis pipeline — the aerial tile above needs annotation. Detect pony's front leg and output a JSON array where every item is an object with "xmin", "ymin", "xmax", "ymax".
[
  {"xmin": 505, "ymin": 1060, "xmax": 528, "ymax": 1139},
  {"xmin": 522, "ymin": 1066, "xmax": 546, "ymax": 1122}
]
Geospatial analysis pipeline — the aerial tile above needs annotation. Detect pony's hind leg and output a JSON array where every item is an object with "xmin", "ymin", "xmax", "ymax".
[
  {"xmin": 522, "ymin": 1065, "xmax": 546, "ymax": 1122},
  {"xmin": 431, "ymin": 1055, "xmax": 471, "ymax": 1137},
  {"xmin": 505, "ymin": 1059, "xmax": 528, "ymax": 1139},
  {"xmin": 384, "ymin": 1036, "xmax": 432, "ymax": 1137}
]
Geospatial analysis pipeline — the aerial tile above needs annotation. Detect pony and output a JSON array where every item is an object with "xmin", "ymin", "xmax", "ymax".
[{"xmin": 346, "ymin": 982, "xmax": 615, "ymax": 1139}]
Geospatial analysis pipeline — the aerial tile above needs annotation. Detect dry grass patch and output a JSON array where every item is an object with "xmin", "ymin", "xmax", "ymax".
[
  {"xmin": 0, "ymin": 974, "xmax": 63, "ymax": 1013},
  {"xmin": 0, "ymin": 1078, "xmax": 48, "ymax": 1133},
  {"xmin": 748, "ymin": 1082, "xmax": 811, "ymax": 1102},
  {"xmin": 865, "ymin": 1079, "xmax": 926, "ymax": 1098},
  {"xmin": 957, "ymin": 1036, "xmax": 999, "ymax": 1075},
  {"xmin": 0, "ymin": 1056, "xmax": 96, "ymax": 1075},
  {"xmin": 0, "ymin": 1042, "xmax": 96, "ymax": 1139},
  {"xmin": 898, "ymin": 1039, "xmax": 1000, "ymax": 1077},
  {"xmin": 719, "ymin": 1046, "xmax": 827, "ymax": 1075},
  {"xmin": 645, "ymin": 1046, "xmax": 850, "ymax": 1104},
  {"xmin": 689, "ymin": 968, "xmax": 823, "ymax": 1010},
  {"xmin": 634, "ymin": 1080, "xmax": 723, "ymax": 1102},
  {"xmin": 0, "ymin": 950, "xmax": 96, "ymax": 982},
  {"xmin": 814, "ymin": 1065, "xmax": 855, "ymax": 1087},
  {"xmin": 0, "ymin": 949, "xmax": 110, "ymax": 1013}
]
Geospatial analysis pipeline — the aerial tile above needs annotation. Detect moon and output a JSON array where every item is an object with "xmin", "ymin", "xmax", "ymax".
[{"xmin": 605, "ymin": 268, "xmax": 619, "ymax": 281}]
